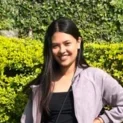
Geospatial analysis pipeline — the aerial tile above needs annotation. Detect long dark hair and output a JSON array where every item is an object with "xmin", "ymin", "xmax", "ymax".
[{"xmin": 26, "ymin": 17, "xmax": 89, "ymax": 113}]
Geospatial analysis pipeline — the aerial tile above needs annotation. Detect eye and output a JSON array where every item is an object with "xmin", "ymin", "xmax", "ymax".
[
  {"xmin": 65, "ymin": 42, "xmax": 71, "ymax": 46},
  {"xmin": 52, "ymin": 44, "xmax": 58, "ymax": 49}
]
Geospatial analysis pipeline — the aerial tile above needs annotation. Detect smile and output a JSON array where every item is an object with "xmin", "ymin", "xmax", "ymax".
[{"xmin": 59, "ymin": 55, "xmax": 68, "ymax": 60}]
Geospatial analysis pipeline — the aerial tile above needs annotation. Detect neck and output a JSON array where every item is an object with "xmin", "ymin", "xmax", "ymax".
[{"xmin": 59, "ymin": 63, "xmax": 76, "ymax": 77}]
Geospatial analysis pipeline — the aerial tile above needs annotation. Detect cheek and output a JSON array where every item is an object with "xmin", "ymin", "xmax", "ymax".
[
  {"xmin": 52, "ymin": 49, "xmax": 58, "ymax": 57},
  {"xmin": 69, "ymin": 45, "xmax": 78, "ymax": 53},
  {"xmin": 70, "ymin": 46, "xmax": 78, "ymax": 58}
]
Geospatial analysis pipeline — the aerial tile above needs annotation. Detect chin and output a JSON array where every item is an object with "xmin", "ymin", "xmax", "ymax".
[
  {"xmin": 56, "ymin": 59, "xmax": 75, "ymax": 68},
  {"xmin": 60, "ymin": 64, "xmax": 69, "ymax": 67},
  {"xmin": 59, "ymin": 62, "xmax": 73, "ymax": 67}
]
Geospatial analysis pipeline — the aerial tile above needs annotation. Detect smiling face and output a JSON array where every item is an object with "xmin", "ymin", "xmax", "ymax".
[{"xmin": 51, "ymin": 32, "xmax": 81, "ymax": 68}]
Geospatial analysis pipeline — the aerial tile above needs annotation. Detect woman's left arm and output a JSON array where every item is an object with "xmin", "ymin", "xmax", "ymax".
[{"xmin": 98, "ymin": 70, "xmax": 123, "ymax": 123}]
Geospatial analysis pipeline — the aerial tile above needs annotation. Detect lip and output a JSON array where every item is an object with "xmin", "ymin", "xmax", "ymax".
[{"xmin": 59, "ymin": 55, "xmax": 68, "ymax": 60}]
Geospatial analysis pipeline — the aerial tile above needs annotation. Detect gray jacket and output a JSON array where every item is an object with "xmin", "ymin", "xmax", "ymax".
[{"xmin": 21, "ymin": 67, "xmax": 123, "ymax": 123}]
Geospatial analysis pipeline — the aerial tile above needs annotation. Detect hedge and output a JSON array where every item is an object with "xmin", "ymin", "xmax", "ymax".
[
  {"xmin": 0, "ymin": 36, "xmax": 43, "ymax": 123},
  {"xmin": 0, "ymin": 36, "xmax": 123, "ymax": 123},
  {"xmin": 0, "ymin": 0, "xmax": 123, "ymax": 42},
  {"xmin": 85, "ymin": 42, "xmax": 123, "ymax": 86}
]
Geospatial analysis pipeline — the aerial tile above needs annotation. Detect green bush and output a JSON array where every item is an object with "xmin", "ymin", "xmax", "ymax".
[
  {"xmin": 0, "ymin": 0, "xmax": 123, "ymax": 42},
  {"xmin": 0, "ymin": 36, "xmax": 123, "ymax": 123},
  {"xmin": 0, "ymin": 36, "xmax": 43, "ymax": 123},
  {"xmin": 84, "ymin": 42, "xmax": 123, "ymax": 86}
]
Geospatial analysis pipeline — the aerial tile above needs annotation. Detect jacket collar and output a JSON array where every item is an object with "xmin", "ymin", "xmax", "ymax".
[
  {"xmin": 74, "ymin": 66, "xmax": 83, "ymax": 78},
  {"xmin": 30, "ymin": 66, "xmax": 83, "ymax": 90},
  {"xmin": 29, "ymin": 66, "xmax": 84, "ymax": 123}
]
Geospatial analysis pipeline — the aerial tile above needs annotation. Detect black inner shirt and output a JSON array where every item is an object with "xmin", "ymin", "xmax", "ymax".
[{"xmin": 42, "ymin": 89, "xmax": 78, "ymax": 123}]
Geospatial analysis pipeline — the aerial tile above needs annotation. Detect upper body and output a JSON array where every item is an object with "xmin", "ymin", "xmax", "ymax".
[
  {"xmin": 21, "ymin": 67, "xmax": 123, "ymax": 123},
  {"xmin": 21, "ymin": 17, "xmax": 123, "ymax": 123}
]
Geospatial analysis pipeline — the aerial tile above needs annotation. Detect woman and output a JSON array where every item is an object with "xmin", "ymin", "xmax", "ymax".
[{"xmin": 21, "ymin": 17, "xmax": 123, "ymax": 123}]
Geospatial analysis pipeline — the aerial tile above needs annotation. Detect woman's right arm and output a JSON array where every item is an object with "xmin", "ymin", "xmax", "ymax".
[{"xmin": 20, "ymin": 99, "xmax": 33, "ymax": 123}]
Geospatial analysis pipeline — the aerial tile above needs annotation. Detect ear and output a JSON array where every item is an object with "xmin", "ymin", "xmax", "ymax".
[{"xmin": 77, "ymin": 37, "xmax": 82, "ymax": 49}]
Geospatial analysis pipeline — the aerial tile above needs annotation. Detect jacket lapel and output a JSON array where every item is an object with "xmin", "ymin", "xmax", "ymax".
[{"xmin": 31, "ymin": 85, "xmax": 42, "ymax": 123}]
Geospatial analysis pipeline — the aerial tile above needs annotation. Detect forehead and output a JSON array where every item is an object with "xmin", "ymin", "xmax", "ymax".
[{"xmin": 52, "ymin": 32, "xmax": 76, "ymax": 43}]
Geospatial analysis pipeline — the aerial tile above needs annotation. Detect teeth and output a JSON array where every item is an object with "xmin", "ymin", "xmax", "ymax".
[{"xmin": 60, "ymin": 56, "xmax": 68, "ymax": 60}]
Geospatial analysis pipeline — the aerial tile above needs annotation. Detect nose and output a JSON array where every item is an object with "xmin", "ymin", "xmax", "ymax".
[{"xmin": 59, "ymin": 45, "xmax": 66, "ymax": 54}]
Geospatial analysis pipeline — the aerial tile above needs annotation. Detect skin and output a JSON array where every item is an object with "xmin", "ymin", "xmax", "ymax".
[
  {"xmin": 51, "ymin": 32, "xmax": 103, "ymax": 123},
  {"xmin": 51, "ymin": 32, "xmax": 81, "ymax": 93},
  {"xmin": 52, "ymin": 32, "xmax": 81, "ymax": 69}
]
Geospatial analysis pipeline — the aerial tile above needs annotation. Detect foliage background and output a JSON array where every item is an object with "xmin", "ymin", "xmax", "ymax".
[
  {"xmin": 0, "ymin": 36, "xmax": 123, "ymax": 123},
  {"xmin": 0, "ymin": 0, "xmax": 123, "ymax": 42},
  {"xmin": 0, "ymin": 36, "xmax": 43, "ymax": 123},
  {"xmin": 0, "ymin": 0, "xmax": 123, "ymax": 122}
]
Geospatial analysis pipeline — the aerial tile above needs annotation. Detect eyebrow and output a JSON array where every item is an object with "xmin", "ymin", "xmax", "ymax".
[{"xmin": 52, "ymin": 40, "xmax": 70, "ymax": 44}]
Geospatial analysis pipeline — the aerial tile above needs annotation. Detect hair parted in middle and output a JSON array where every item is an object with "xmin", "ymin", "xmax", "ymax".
[{"xmin": 27, "ymin": 17, "xmax": 89, "ymax": 114}]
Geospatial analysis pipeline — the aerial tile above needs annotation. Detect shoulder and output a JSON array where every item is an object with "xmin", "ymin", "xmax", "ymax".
[
  {"xmin": 85, "ymin": 66, "xmax": 105, "ymax": 73},
  {"xmin": 82, "ymin": 67, "xmax": 120, "ymax": 88},
  {"xmin": 30, "ymin": 84, "xmax": 41, "ymax": 95},
  {"xmin": 78, "ymin": 67, "xmax": 115, "ymax": 86},
  {"xmin": 81, "ymin": 66, "xmax": 108, "ymax": 78}
]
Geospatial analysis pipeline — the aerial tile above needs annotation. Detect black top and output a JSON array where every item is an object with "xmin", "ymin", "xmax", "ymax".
[{"xmin": 42, "ymin": 90, "xmax": 78, "ymax": 123}]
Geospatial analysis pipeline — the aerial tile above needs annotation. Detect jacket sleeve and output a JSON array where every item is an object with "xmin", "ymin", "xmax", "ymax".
[
  {"xmin": 20, "ymin": 98, "xmax": 33, "ymax": 123},
  {"xmin": 99, "ymin": 70, "xmax": 123, "ymax": 123}
]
